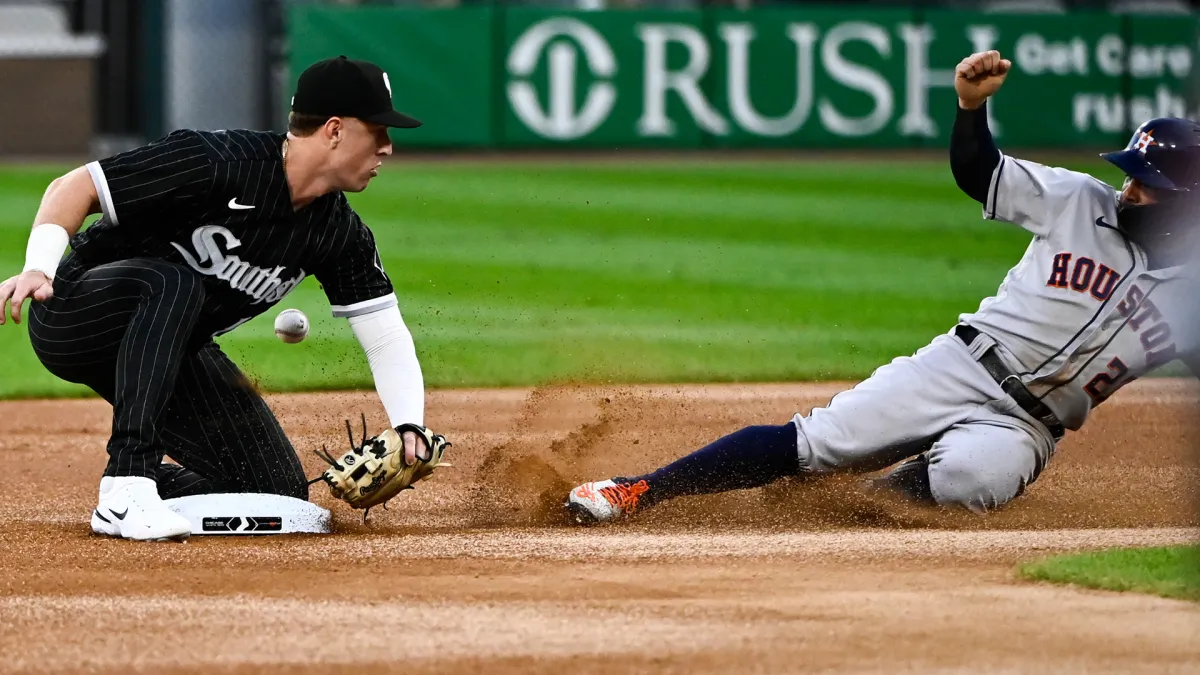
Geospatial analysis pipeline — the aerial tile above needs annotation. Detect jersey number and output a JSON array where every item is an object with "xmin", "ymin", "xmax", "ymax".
[{"xmin": 1083, "ymin": 357, "xmax": 1133, "ymax": 405}]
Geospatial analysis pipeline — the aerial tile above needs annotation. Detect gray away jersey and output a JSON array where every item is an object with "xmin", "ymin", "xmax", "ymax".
[
  {"xmin": 959, "ymin": 154, "xmax": 1200, "ymax": 431},
  {"xmin": 74, "ymin": 128, "xmax": 396, "ymax": 338}
]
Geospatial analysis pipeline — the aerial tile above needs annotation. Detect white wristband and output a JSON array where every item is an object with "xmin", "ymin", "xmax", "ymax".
[{"xmin": 22, "ymin": 223, "xmax": 70, "ymax": 280}]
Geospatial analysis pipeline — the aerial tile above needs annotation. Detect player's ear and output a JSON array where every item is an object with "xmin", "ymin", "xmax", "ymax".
[{"xmin": 324, "ymin": 117, "xmax": 343, "ymax": 149}]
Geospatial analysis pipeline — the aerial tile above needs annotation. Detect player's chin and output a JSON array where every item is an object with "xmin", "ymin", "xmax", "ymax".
[{"xmin": 347, "ymin": 173, "xmax": 375, "ymax": 192}]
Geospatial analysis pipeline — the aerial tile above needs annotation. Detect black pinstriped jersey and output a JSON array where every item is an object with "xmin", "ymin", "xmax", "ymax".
[{"xmin": 73, "ymin": 128, "xmax": 396, "ymax": 338}]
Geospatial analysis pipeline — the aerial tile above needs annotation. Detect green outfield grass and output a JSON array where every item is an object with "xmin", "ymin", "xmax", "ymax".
[
  {"xmin": 1019, "ymin": 546, "xmax": 1200, "ymax": 602},
  {"xmin": 0, "ymin": 155, "xmax": 1125, "ymax": 398}
]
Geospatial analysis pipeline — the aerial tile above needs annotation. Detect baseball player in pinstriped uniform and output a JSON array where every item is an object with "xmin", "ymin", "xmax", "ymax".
[
  {"xmin": 1, "ymin": 57, "xmax": 437, "ymax": 541},
  {"xmin": 567, "ymin": 50, "xmax": 1200, "ymax": 524}
]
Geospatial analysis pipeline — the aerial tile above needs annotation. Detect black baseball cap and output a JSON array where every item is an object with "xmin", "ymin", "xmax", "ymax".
[{"xmin": 291, "ymin": 55, "xmax": 422, "ymax": 129}]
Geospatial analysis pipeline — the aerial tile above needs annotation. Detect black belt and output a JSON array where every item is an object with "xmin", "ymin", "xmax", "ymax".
[{"xmin": 954, "ymin": 324, "xmax": 1065, "ymax": 441}]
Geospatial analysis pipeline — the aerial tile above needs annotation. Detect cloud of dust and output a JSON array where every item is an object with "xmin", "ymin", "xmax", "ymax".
[{"xmin": 460, "ymin": 385, "xmax": 989, "ymax": 531}]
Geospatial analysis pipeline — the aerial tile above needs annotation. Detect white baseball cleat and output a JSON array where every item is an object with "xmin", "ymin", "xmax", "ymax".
[
  {"xmin": 91, "ymin": 476, "xmax": 192, "ymax": 541},
  {"xmin": 565, "ymin": 478, "xmax": 651, "ymax": 525}
]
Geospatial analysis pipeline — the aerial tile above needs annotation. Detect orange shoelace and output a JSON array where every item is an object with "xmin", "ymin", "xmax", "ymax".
[{"xmin": 599, "ymin": 480, "xmax": 650, "ymax": 513}]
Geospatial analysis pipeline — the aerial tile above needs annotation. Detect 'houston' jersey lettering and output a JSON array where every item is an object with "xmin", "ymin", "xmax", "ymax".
[
  {"xmin": 73, "ymin": 129, "xmax": 395, "ymax": 337},
  {"xmin": 958, "ymin": 155, "xmax": 1200, "ymax": 431}
]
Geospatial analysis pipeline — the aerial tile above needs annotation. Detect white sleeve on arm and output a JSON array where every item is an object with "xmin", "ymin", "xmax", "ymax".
[
  {"xmin": 347, "ymin": 304, "xmax": 424, "ymax": 427},
  {"xmin": 984, "ymin": 155, "xmax": 1114, "ymax": 238}
]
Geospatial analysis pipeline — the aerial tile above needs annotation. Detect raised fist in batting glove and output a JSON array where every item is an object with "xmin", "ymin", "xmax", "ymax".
[{"xmin": 955, "ymin": 50, "xmax": 1011, "ymax": 110}]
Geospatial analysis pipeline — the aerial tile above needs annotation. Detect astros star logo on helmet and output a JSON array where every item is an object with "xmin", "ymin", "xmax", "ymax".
[{"xmin": 1133, "ymin": 129, "xmax": 1156, "ymax": 155}]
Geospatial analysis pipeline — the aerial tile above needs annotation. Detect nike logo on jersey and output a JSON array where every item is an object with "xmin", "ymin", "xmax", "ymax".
[
  {"xmin": 170, "ymin": 225, "xmax": 305, "ymax": 304},
  {"xmin": 228, "ymin": 198, "xmax": 255, "ymax": 210},
  {"xmin": 1094, "ymin": 216, "xmax": 1118, "ymax": 229}
]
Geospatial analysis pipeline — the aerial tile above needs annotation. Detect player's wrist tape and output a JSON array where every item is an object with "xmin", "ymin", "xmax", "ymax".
[{"xmin": 23, "ymin": 223, "xmax": 70, "ymax": 280}]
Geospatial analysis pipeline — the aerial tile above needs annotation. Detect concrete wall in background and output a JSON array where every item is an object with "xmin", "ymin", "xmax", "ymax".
[
  {"xmin": 0, "ymin": 2, "xmax": 104, "ymax": 156},
  {"xmin": 165, "ymin": 0, "xmax": 264, "ymax": 132}
]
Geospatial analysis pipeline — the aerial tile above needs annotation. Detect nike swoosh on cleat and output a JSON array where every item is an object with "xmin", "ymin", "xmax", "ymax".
[
  {"xmin": 109, "ymin": 508, "xmax": 128, "ymax": 520},
  {"xmin": 93, "ymin": 509, "xmax": 111, "ymax": 524}
]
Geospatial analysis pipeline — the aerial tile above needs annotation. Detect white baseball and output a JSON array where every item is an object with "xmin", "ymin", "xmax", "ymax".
[{"xmin": 274, "ymin": 308, "xmax": 309, "ymax": 344}]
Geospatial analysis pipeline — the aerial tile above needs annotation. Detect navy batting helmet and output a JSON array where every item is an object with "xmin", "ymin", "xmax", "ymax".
[{"xmin": 1101, "ymin": 117, "xmax": 1200, "ymax": 192}]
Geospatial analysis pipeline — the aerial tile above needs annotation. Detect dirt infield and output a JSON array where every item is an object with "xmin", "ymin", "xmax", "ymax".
[{"xmin": 1, "ymin": 380, "xmax": 1199, "ymax": 674}]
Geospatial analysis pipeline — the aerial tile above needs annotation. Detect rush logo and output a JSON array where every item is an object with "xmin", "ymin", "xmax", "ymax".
[{"xmin": 1046, "ymin": 253, "xmax": 1121, "ymax": 300}]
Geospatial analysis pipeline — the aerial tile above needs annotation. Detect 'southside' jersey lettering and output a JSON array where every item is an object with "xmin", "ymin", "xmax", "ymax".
[{"xmin": 171, "ymin": 225, "xmax": 305, "ymax": 304}]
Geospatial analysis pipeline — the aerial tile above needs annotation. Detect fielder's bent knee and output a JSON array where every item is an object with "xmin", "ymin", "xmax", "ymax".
[
  {"xmin": 256, "ymin": 469, "xmax": 309, "ymax": 501},
  {"xmin": 161, "ymin": 263, "xmax": 206, "ymax": 306},
  {"xmin": 215, "ymin": 466, "xmax": 308, "ymax": 500},
  {"xmin": 125, "ymin": 259, "xmax": 205, "ymax": 304},
  {"xmin": 279, "ymin": 472, "xmax": 309, "ymax": 501}
]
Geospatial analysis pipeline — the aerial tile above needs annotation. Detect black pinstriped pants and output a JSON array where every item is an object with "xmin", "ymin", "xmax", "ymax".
[{"xmin": 28, "ymin": 255, "xmax": 308, "ymax": 500}]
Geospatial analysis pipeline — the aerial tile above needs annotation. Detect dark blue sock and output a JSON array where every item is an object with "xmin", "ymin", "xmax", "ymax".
[{"xmin": 633, "ymin": 423, "xmax": 801, "ymax": 506}]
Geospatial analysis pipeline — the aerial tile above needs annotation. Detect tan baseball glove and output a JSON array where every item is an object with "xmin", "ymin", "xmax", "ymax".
[{"xmin": 311, "ymin": 416, "xmax": 452, "ymax": 519}]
